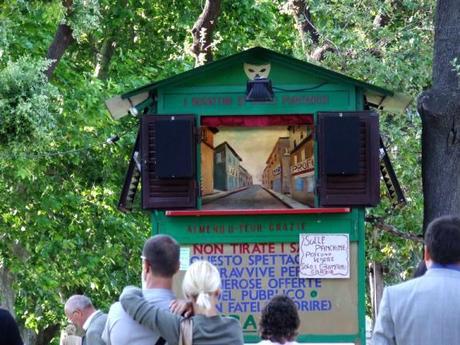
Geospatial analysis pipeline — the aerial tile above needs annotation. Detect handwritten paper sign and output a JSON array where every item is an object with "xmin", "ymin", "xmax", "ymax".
[{"xmin": 299, "ymin": 234, "xmax": 350, "ymax": 279}]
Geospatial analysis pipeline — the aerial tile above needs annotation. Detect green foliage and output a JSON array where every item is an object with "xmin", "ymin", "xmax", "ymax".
[
  {"xmin": 66, "ymin": 0, "xmax": 101, "ymax": 42},
  {"xmin": 310, "ymin": 0, "xmax": 434, "ymax": 97},
  {"xmin": 0, "ymin": 57, "xmax": 61, "ymax": 145},
  {"xmin": 286, "ymin": 0, "xmax": 433, "ymax": 282},
  {"xmin": 367, "ymin": 111, "xmax": 424, "ymax": 281},
  {"xmin": 0, "ymin": 3, "xmax": 146, "ymax": 340},
  {"xmin": 0, "ymin": 20, "xmax": 11, "ymax": 59},
  {"xmin": 215, "ymin": 0, "xmax": 297, "ymax": 57}
]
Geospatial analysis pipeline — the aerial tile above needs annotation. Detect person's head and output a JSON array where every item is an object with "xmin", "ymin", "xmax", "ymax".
[
  {"xmin": 259, "ymin": 295, "xmax": 300, "ymax": 344},
  {"xmin": 425, "ymin": 215, "xmax": 460, "ymax": 265},
  {"xmin": 141, "ymin": 235, "xmax": 180, "ymax": 285},
  {"xmin": 182, "ymin": 260, "xmax": 221, "ymax": 312},
  {"xmin": 64, "ymin": 295, "xmax": 95, "ymax": 328}
]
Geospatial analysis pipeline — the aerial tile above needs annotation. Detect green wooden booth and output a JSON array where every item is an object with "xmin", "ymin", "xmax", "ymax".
[{"xmin": 107, "ymin": 47, "xmax": 409, "ymax": 344}]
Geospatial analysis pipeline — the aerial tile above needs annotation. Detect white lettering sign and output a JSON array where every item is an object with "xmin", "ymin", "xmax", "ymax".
[
  {"xmin": 180, "ymin": 247, "xmax": 191, "ymax": 271},
  {"xmin": 299, "ymin": 234, "xmax": 350, "ymax": 279},
  {"xmin": 291, "ymin": 157, "xmax": 314, "ymax": 175}
]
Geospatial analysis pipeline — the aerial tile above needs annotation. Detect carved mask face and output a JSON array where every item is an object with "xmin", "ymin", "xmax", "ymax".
[{"xmin": 244, "ymin": 63, "xmax": 271, "ymax": 80}]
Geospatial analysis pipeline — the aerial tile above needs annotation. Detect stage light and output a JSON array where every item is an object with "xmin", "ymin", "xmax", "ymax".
[{"xmin": 245, "ymin": 78, "xmax": 274, "ymax": 102}]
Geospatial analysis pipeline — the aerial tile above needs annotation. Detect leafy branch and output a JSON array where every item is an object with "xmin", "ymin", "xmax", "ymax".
[{"xmin": 366, "ymin": 216, "xmax": 424, "ymax": 243}]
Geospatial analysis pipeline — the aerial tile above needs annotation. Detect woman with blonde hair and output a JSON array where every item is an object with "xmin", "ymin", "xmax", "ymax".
[{"xmin": 120, "ymin": 260, "xmax": 244, "ymax": 345}]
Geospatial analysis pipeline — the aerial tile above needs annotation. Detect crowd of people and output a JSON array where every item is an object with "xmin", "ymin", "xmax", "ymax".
[
  {"xmin": 2, "ymin": 215, "xmax": 460, "ymax": 345},
  {"xmin": 60, "ymin": 234, "xmax": 301, "ymax": 345}
]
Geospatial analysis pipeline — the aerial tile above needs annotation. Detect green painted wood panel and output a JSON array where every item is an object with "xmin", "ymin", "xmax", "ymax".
[
  {"xmin": 145, "ymin": 51, "xmax": 371, "ymax": 344},
  {"xmin": 152, "ymin": 209, "xmax": 361, "ymax": 243},
  {"xmin": 178, "ymin": 61, "xmax": 327, "ymax": 87},
  {"xmin": 157, "ymin": 90, "xmax": 354, "ymax": 115},
  {"xmin": 154, "ymin": 209, "xmax": 366, "ymax": 344}
]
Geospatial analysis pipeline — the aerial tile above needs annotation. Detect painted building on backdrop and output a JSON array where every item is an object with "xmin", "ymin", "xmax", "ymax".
[
  {"xmin": 263, "ymin": 137, "xmax": 290, "ymax": 194},
  {"xmin": 214, "ymin": 142, "xmax": 244, "ymax": 192},
  {"xmin": 200, "ymin": 126, "xmax": 219, "ymax": 196},
  {"xmin": 289, "ymin": 125, "xmax": 315, "ymax": 206}
]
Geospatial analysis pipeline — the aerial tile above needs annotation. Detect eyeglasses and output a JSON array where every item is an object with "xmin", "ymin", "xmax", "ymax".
[{"xmin": 67, "ymin": 309, "xmax": 80, "ymax": 323}]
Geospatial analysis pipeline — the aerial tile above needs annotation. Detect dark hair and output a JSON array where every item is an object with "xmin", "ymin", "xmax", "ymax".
[
  {"xmin": 425, "ymin": 215, "xmax": 460, "ymax": 265},
  {"xmin": 259, "ymin": 295, "xmax": 300, "ymax": 343},
  {"xmin": 143, "ymin": 235, "xmax": 180, "ymax": 277}
]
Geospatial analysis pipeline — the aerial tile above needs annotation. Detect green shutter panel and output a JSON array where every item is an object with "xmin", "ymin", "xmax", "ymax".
[
  {"xmin": 317, "ymin": 111, "xmax": 380, "ymax": 206},
  {"xmin": 140, "ymin": 114, "xmax": 197, "ymax": 209}
]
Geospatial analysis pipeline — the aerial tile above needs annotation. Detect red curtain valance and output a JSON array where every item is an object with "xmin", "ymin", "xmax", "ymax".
[{"xmin": 201, "ymin": 115, "xmax": 313, "ymax": 127}]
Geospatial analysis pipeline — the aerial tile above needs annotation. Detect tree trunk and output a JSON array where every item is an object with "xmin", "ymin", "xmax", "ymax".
[
  {"xmin": 45, "ymin": 0, "xmax": 75, "ymax": 80},
  {"xmin": 372, "ymin": 0, "xmax": 401, "ymax": 28},
  {"xmin": 190, "ymin": 0, "xmax": 221, "ymax": 66},
  {"xmin": 369, "ymin": 262, "xmax": 384, "ymax": 326},
  {"xmin": 94, "ymin": 37, "xmax": 116, "ymax": 80},
  {"xmin": 45, "ymin": 23, "xmax": 75, "ymax": 80},
  {"xmin": 310, "ymin": 44, "xmax": 335, "ymax": 61},
  {"xmin": 417, "ymin": 0, "xmax": 460, "ymax": 231},
  {"xmin": 0, "ymin": 266, "xmax": 15, "ymax": 314},
  {"xmin": 373, "ymin": 10, "xmax": 390, "ymax": 28},
  {"xmin": 284, "ymin": 0, "xmax": 335, "ymax": 62},
  {"xmin": 93, "ymin": 0, "xmax": 129, "ymax": 80},
  {"xmin": 286, "ymin": 0, "xmax": 319, "ymax": 46},
  {"xmin": 22, "ymin": 324, "xmax": 60, "ymax": 345}
]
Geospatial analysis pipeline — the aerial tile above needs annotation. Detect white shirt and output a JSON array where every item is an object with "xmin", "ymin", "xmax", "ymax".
[
  {"xmin": 102, "ymin": 288, "xmax": 175, "ymax": 345},
  {"xmin": 82, "ymin": 310, "xmax": 101, "ymax": 331}
]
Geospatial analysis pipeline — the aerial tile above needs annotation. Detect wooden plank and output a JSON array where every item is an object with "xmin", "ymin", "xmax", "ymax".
[{"xmin": 165, "ymin": 208, "xmax": 351, "ymax": 216}]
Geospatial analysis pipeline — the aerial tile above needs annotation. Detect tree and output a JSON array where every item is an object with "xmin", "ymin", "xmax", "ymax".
[
  {"xmin": 45, "ymin": 0, "xmax": 75, "ymax": 80},
  {"xmin": 46, "ymin": 0, "xmax": 100, "ymax": 79},
  {"xmin": 190, "ymin": 0, "xmax": 221, "ymax": 65},
  {"xmin": 417, "ymin": 0, "xmax": 460, "ymax": 230},
  {"xmin": 282, "ymin": 0, "xmax": 336, "ymax": 61},
  {"xmin": 1, "ymin": 2, "xmax": 147, "ymax": 344}
]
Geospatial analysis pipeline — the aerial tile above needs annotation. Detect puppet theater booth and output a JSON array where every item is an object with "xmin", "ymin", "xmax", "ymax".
[{"xmin": 107, "ymin": 47, "xmax": 408, "ymax": 345}]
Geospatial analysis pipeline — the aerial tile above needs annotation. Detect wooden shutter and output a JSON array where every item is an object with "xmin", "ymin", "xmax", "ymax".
[
  {"xmin": 141, "ymin": 115, "xmax": 197, "ymax": 209},
  {"xmin": 118, "ymin": 133, "xmax": 141, "ymax": 213},
  {"xmin": 380, "ymin": 136, "xmax": 406, "ymax": 207},
  {"xmin": 317, "ymin": 111, "xmax": 380, "ymax": 207}
]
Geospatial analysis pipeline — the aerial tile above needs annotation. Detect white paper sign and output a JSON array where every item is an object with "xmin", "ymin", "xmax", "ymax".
[
  {"xmin": 180, "ymin": 247, "xmax": 191, "ymax": 271},
  {"xmin": 299, "ymin": 233, "xmax": 350, "ymax": 278}
]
